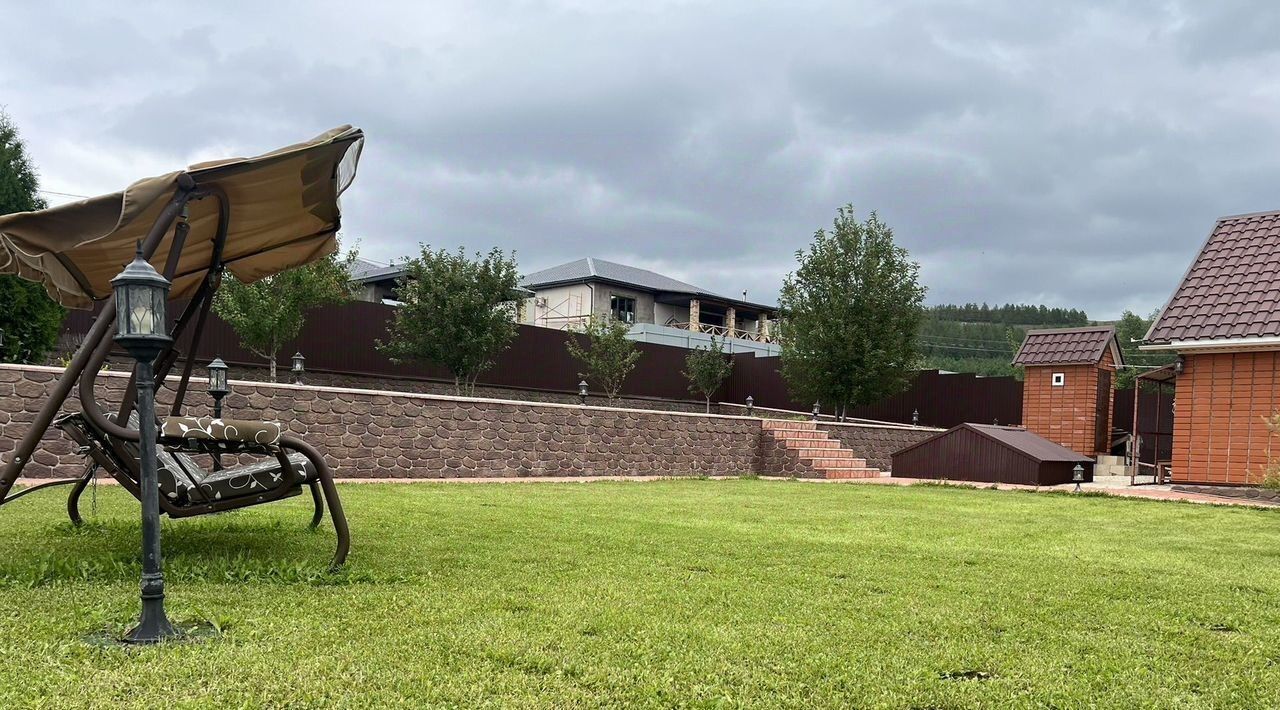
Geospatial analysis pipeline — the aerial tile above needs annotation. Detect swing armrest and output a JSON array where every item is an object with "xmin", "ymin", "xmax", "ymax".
[{"xmin": 161, "ymin": 416, "xmax": 284, "ymax": 446}]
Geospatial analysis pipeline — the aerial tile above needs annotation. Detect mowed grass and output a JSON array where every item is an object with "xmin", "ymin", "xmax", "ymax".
[{"xmin": 1, "ymin": 480, "xmax": 1279, "ymax": 708}]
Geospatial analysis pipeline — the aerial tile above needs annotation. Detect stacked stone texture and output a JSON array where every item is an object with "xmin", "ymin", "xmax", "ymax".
[
  {"xmin": 1, "ymin": 366, "xmax": 761, "ymax": 479},
  {"xmin": 2, "ymin": 365, "xmax": 929, "ymax": 480},
  {"xmin": 816, "ymin": 424, "xmax": 935, "ymax": 472}
]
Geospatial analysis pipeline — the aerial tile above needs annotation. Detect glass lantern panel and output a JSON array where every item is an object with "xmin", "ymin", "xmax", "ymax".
[{"xmin": 153, "ymin": 285, "xmax": 168, "ymax": 335}]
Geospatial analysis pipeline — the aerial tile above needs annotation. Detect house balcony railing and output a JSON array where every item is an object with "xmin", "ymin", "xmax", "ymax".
[{"xmin": 667, "ymin": 321, "xmax": 776, "ymax": 344}]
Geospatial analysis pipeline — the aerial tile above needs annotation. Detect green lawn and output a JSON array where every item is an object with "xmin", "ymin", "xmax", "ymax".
[{"xmin": 1, "ymin": 480, "xmax": 1279, "ymax": 708}]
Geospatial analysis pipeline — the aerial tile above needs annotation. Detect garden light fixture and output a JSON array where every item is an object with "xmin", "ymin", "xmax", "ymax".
[
  {"xmin": 291, "ymin": 351, "xmax": 306, "ymax": 384},
  {"xmin": 1072, "ymin": 464, "xmax": 1085, "ymax": 493},
  {"xmin": 912, "ymin": 409, "xmax": 919, "ymax": 426},
  {"xmin": 578, "ymin": 380, "xmax": 589, "ymax": 405},
  {"xmin": 207, "ymin": 357, "xmax": 230, "ymax": 419},
  {"xmin": 812, "ymin": 402, "xmax": 820, "ymax": 421},
  {"xmin": 111, "ymin": 243, "xmax": 177, "ymax": 645},
  {"xmin": 746, "ymin": 395, "xmax": 754, "ymax": 416}
]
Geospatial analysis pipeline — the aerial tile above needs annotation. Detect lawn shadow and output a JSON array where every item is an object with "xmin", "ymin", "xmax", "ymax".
[{"xmin": 0, "ymin": 513, "xmax": 377, "ymax": 588}]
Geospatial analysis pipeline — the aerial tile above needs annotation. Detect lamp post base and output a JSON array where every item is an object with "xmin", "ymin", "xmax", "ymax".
[{"xmin": 121, "ymin": 563, "xmax": 178, "ymax": 646}]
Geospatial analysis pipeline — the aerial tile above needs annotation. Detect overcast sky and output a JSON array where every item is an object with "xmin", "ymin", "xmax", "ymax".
[{"xmin": 5, "ymin": 1, "xmax": 1280, "ymax": 319}]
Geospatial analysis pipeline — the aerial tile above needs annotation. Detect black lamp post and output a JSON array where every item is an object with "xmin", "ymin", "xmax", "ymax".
[
  {"xmin": 746, "ymin": 395, "xmax": 754, "ymax": 416},
  {"xmin": 912, "ymin": 409, "xmax": 919, "ymax": 426},
  {"xmin": 291, "ymin": 351, "xmax": 305, "ymax": 385},
  {"xmin": 112, "ymin": 243, "xmax": 177, "ymax": 645},
  {"xmin": 812, "ymin": 401, "xmax": 820, "ymax": 421},
  {"xmin": 578, "ymin": 380, "xmax": 589, "ymax": 405},
  {"xmin": 207, "ymin": 357, "xmax": 230, "ymax": 419},
  {"xmin": 206, "ymin": 358, "xmax": 230, "ymax": 472},
  {"xmin": 1072, "ymin": 463, "xmax": 1085, "ymax": 493}
]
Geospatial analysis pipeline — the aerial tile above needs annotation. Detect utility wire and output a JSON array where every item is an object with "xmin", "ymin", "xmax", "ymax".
[{"xmin": 38, "ymin": 189, "xmax": 92, "ymax": 200}]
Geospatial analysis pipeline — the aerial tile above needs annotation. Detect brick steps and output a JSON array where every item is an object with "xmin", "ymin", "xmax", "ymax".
[{"xmin": 761, "ymin": 420, "xmax": 882, "ymax": 479}]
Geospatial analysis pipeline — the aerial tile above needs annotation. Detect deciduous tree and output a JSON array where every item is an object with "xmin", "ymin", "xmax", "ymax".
[
  {"xmin": 566, "ymin": 316, "xmax": 641, "ymax": 404},
  {"xmin": 778, "ymin": 205, "xmax": 926, "ymax": 419},
  {"xmin": 378, "ymin": 246, "xmax": 520, "ymax": 396},
  {"xmin": 213, "ymin": 244, "xmax": 357, "ymax": 381},
  {"xmin": 683, "ymin": 336, "xmax": 733, "ymax": 413}
]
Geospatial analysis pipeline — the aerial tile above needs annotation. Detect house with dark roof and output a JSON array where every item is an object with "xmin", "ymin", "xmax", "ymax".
[
  {"xmin": 1140, "ymin": 209, "xmax": 1280, "ymax": 484},
  {"xmin": 348, "ymin": 258, "xmax": 409, "ymax": 303},
  {"xmin": 1012, "ymin": 326, "xmax": 1123, "ymax": 457},
  {"xmin": 348, "ymin": 257, "xmax": 533, "ymax": 306},
  {"xmin": 520, "ymin": 257, "xmax": 780, "ymax": 353}
]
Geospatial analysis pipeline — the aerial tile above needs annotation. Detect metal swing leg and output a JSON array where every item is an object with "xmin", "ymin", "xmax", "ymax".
[
  {"xmin": 307, "ymin": 482, "xmax": 324, "ymax": 529},
  {"xmin": 66, "ymin": 461, "xmax": 99, "ymax": 527}
]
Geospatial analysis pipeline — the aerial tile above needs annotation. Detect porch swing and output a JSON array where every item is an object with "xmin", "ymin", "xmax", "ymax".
[{"xmin": 0, "ymin": 126, "xmax": 364, "ymax": 568}]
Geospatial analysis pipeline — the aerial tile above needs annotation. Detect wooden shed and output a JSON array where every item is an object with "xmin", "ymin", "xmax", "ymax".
[{"xmin": 891, "ymin": 424, "xmax": 1094, "ymax": 486}]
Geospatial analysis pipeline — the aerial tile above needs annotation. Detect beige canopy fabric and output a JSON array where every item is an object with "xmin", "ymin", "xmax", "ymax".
[{"xmin": 0, "ymin": 126, "xmax": 364, "ymax": 309}]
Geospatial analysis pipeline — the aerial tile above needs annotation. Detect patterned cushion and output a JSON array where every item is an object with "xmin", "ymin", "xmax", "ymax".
[
  {"xmin": 161, "ymin": 416, "xmax": 283, "ymax": 445},
  {"xmin": 121, "ymin": 413, "xmax": 307, "ymax": 503},
  {"xmin": 186, "ymin": 452, "xmax": 315, "ymax": 502}
]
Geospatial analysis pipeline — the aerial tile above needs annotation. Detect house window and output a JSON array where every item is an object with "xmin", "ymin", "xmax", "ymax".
[
  {"xmin": 610, "ymin": 295, "xmax": 636, "ymax": 323},
  {"xmin": 1052, "ymin": 372, "xmax": 1065, "ymax": 387}
]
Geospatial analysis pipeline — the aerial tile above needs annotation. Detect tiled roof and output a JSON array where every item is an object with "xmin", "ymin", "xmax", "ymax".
[
  {"xmin": 1145, "ymin": 210, "xmax": 1280, "ymax": 344},
  {"xmin": 1012, "ymin": 326, "xmax": 1118, "ymax": 366},
  {"xmin": 521, "ymin": 257, "xmax": 715, "ymax": 295},
  {"xmin": 347, "ymin": 258, "xmax": 406, "ymax": 284}
]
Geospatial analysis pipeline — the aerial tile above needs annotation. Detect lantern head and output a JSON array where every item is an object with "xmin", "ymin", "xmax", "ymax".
[{"xmin": 111, "ymin": 242, "xmax": 172, "ymax": 357}]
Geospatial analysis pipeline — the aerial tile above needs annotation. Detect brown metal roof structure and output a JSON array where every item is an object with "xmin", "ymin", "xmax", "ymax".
[
  {"xmin": 1012, "ymin": 326, "xmax": 1121, "ymax": 366},
  {"xmin": 1145, "ymin": 210, "xmax": 1280, "ymax": 345},
  {"xmin": 895, "ymin": 423, "xmax": 1093, "ymax": 463}
]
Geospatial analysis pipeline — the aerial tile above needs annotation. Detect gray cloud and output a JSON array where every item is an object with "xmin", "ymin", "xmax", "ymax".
[{"xmin": 4, "ymin": 1, "xmax": 1280, "ymax": 319}]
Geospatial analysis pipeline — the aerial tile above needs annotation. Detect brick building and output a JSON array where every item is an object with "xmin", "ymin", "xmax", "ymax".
[
  {"xmin": 1142, "ymin": 210, "xmax": 1280, "ymax": 485},
  {"xmin": 1013, "ymin": 326, "xmax": 1122, "ymax": 457}
]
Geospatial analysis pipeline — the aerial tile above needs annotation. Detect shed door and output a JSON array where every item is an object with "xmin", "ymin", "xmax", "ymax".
[{"xmin": 1094, "ymin": 369, "xmax": 1111, "ymax": 454}]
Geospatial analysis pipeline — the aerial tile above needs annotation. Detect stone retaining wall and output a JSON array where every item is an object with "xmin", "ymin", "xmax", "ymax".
[{"xmin": 0, "ymin": 364, "xmax": 931, "ymax": 480}]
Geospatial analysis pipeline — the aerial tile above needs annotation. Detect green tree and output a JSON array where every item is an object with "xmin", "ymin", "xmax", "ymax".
[
  {"xmin": 1114, "ymin": 309, "xmax": 1175, "ymax": 389},
  {"xmin": 0, "ymin": 111, "xmax": 66, "ymax": 364},
  {"xmin": 566, "ymin": 316, "xmax": 641, "ymax": 405},
  {"xmin": 378, "ymin": 246, "xmax": 520, "ymax": 396},
  {"xmin": 213, "ymin": 243, "xmax": 357, "ymax": 381},
  {"xmin": 683, "ymin": 336, "xmax": 733, "ymax": 413},
  {"xmin": 778, "ymin": 205, "xmax": 927, "ymax": 419}
]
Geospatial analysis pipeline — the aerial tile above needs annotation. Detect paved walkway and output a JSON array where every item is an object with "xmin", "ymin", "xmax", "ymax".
[{"xmin": 11, "ymin": 474, "xmax": 1278, "ymax": 509}]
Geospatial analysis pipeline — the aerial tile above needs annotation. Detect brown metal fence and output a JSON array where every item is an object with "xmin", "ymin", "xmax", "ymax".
[
  {"xmin": 63, "ymin": 300, "xmax": 1026, "ymax": 425},
  {"xmin": 1112, "ymin": 387, "xmax": 1175, "ymax": 464}
]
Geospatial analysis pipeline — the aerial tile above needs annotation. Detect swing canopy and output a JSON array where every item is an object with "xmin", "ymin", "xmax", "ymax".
[
  {"xmin": 0, "ymin": 125, "xmax": 364, "ymax": 309},
  {"xmin": 0, "ymin": 126, "xmax": 364, "ymax": 569}
]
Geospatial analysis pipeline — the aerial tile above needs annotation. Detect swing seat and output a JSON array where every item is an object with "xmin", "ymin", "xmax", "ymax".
[{"xmin": 55, "ymin": 410, "xmax": 346, "ymax": 567}]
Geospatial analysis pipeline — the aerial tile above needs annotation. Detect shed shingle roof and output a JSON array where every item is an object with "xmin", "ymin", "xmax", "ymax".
[
  {"xmin": 1012, "ymin": 326, "xmax": 1118, "ymax": 366},
  {"xmin": 893, "ymin": 423, "xmax": 1093, "ymax": 463},
  {"xmin": 1145, "ymin": 210, "xmax": 1280, "ymax": 344}
]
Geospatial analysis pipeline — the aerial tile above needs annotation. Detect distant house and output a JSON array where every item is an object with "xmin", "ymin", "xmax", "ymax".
[
  {"xmin": 348, "ymin": 257, "xmax": 531, "ymax": 307},
  {"xmin": 520, "ymin": 257, "xmax": 780, "ymax": 353},
  {"xmin": 348, "ymin": 258, "xmax": 408, "ymax": 304},
  {"xmin": 1141, "ymin": 209, "xmax": 1280, "ymax": 485}
]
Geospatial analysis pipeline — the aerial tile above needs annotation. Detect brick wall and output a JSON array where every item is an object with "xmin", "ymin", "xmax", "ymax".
[
  {"xmin": 1021, "ymin": 353, "xmax": 1115, "ymax": 456},
  {"xmin": 0, "ymin": 364, "xmax": 924, "ymax": 484},
  {"xmin": 816, "ymin": 423, "xmax": 937, "ymax": 472},
  {"xmin": 0, "ymin": 365, "xmax": 764, "ymax": 480},
  {"xmin": 1172, "ymin": 351, "xmax": 1280, "ymax": 485}
]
